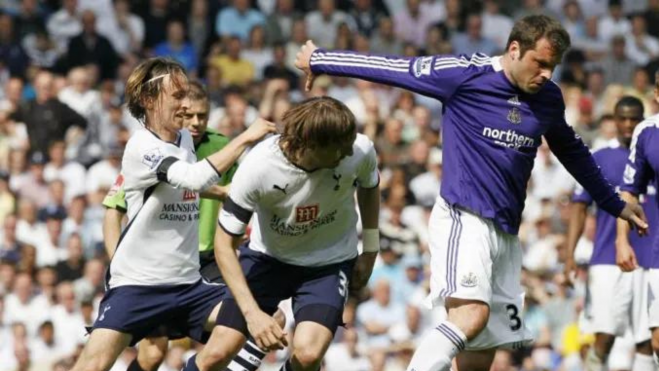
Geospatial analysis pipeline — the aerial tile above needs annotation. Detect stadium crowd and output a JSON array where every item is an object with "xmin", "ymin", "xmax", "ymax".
[{"xmin": 0, "ymin": 0, "xmax": 658, "ymax": 370}]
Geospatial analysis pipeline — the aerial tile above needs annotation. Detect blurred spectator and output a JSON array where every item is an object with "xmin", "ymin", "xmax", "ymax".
[
  {"xmin": 188, "ymin": 0, "xmax": 213, "ymax": 61},
  {"xmin": 72, "ymin": 258, "xmax": 104, "ymax": 302},
  {"xmin": 350, "ymin": 0, "xmax": 386, "ymax": 38},
  {"xmin": 46, "ymin": 0, "xmax": 82, "ymax": 53},
  {"xmin": 44, "ymin": 140, "xmax": 87, "ymax": 204},
  {"xmin": 356, "ymin": 279, "xmax": 405, "ymax": 350},
  {"xmin": 11, "ymin": 152, "xmax": 50, "ymax": 209},
  {"xmin": 106, "ymin": 0, "xmax": 145, "ymax": 57},
  {"xmin": 0, "ymin": 77, "xmax": 24, "ymax": 113},
  {"xmin": 0, "ymin": 173, "xmax": 15, "ymax": 225},
  {"xmin": 264, "ymin": 0, "xmax": 301, "ymax": 45},
  {"xmin": 85, "ymin": 144, "xmax": 121, "ymax": 196},
  {"xmin": 3, "ymin": 273, "xmax": 51, "ymax": 336},
  {"xmin": 10, "ymin": 70, "xmax": 87, "ymax": 156},
  {"xmin": 65, "ymin": 10, "xmax": 120, "ymax": 81},
  {"xmin": 0, "ymin": 215, "xmax": 22, "ymax": 264},
  {"xmin": 305, "ymin": 0, "xmax": 355, "ymax": 49},
  {"xmin": 12, "ymin": 0, "xmax": 45, "ymax": 42},
  {"xmin": 142, "ymin": 0, "xmax": 170, "ymax": 49},
  {"xmin": 370, "ymin": 17, "xmax": 403, "ymax": 55},
  {"xmin": 544, "ymin": 273, "xmax": 578, "ymax": 351},
  {"xmin": 324, "ymin": 328, "xmax": 371, "ymax": 371},
  {"xmin": 394, "ymin": 0, "xmax": 442, "ymax": 48},
  {"xmin": 0, "ymin": 13, "xmax": 29, "ymax": 78},
  {"xmin": 646, "ymin": 0, "xmax": 659, "ymax": 38},
  {"xmin": 598, "ymin": 0, "xmax": 632, "ymax": 43},
  {"xmin": 263, "ymin": 44, "xmax": 299, "ymax": 90},
  {"xmin": 154, "ymin": 19, "xmax": 198, "ymax": 76},
  {"xmin": 625, "ymin": 13, "xmax": 659, "ymax": 66},
  {"xmin": 241, "ymin": 25, "xmax": 273, "ymax": 81},
  {"xmin": 561, "ymin": 1, "xmax": 586, "ymax": 42},
  {"xmin": 285, "ymin": 18, "xmax": 309, "ymax": 75},
  {"xmin": 376, "ymin": 118, "xmax": 409, "ymax": 168},
  {"xmin": 514, "ymin": 0, "xmax": 561, "ymax": 20},
  {"xmin": 216, "ymin": 0, "xmax": 266, "ymax": 42},
  {"xmin": 451, "ymin": 13, "xmax": 499, "ymax": 56},
  {"xmin": 22, "ymin": 28, "xmax": 59, "ymax": 69},
  {"xmin": 573, "ymin": 16, "xmax": 609, "ymax": 61},
  {"xmin": 37, "ymin": 180, "xmax": 67, "ymax": 222},
  {"xmin": 481, "ymin": 0, "xmax": 514, "ymax": 50},
  {"xmin": 30, "ymin": 320, "xmax": 65, "ymax": 370},
  {"xmin": 51, "ymin": 282, "xmax": 86, "ymax": 355},
  {"xmin": 58, "ymin": 66, "xmax": 102, "ymax": 120},
  {"xmin": 209, "ymin": 36, "xmax": 254, "ymax": 87},
  {"xmin": 599, "ymin": 35, "xmax": 637, "ymax": 86},
  {"xmin": 531, "ymin": 143, "xmax": 575, "ymax": 201},
  {"xmin": 55, "ymin": 233, "xmax": 85, "ymax": 283},
  {"xmin": 590, "ymin": 113, "xmax": 618, "ymax": 150}
]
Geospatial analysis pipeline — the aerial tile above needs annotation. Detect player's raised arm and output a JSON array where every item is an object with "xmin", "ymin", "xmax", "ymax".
[{"xmin": 295, "ymin": 40, "xmax": 473, "ymax": 102}]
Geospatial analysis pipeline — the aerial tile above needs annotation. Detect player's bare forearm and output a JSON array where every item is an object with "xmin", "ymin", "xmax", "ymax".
[
  {"xmin": 565, "ymin": 202, "xmax": 588, "ymax": 262},
  {"xmin": 200, "ymin": 185, "xmax": 229, "ymax": 201},
  {"xmin": 103, "ymin": 208, "xmax": 124, "ymax": 258},
  {"xmin": 214, "ymin": 229, "xmax": 261, "ymax": 315},
  {"xmin": 616, "ymin": 191, "xmax": 639, "ymax": 246},
  {"xmin": 357, "ymin": 186, "xmax": 380, "ymax": 229}
]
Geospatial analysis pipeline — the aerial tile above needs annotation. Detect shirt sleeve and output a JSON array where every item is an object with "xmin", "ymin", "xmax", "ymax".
[
  {"xmin": 102, "ymin": 174, "xmax": 127, "ymax": 211},
  {"xmin": 544, "ymin": 94, "xmax": 624, "ymax": 217},
  {"xmin": 217, "ymin": 154, "xmax": 261, "ymax": 236},
  {"xmin": 310, "ymin": 50, "xmax": 482, "ymax": 102},
  {"xmin": 356, "ymin": 137, "xmax": 379, "ymax": 189},
  {"xmin": 121, "ymin": 133, "xmax": 164, "ymax": 191},
  {"xmin": 622, "ymin": 126, "xmax": 655, "ymax": 195}
]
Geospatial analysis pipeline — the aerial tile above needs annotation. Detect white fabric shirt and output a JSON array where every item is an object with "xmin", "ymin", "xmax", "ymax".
[
  {"xmin": 58, "ymin": 87, "xmax": 103, "ymax": 120},
  {"xmin": 219, "ymin": 134, "xmax": 379, "ymax": 266},
  {"xmin": 44, "ymin": 162, "xmax": 88, "ymax": 203},
  {"xmin": 46, "ymin": 9, "xmax": 82, "ymax": 53},
  {"xmin": 108, "ymin": 129, "xmax": 215, "ymax": 287}
]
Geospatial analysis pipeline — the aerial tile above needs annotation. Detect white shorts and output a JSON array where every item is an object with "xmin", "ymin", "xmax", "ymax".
[
  {"xmin": 584, "ymin": 265, "xmax": 650, "ymax": 343},
  {"xmin": 426, "ymin": 197, "xmax": 533, "ymax": 350},
  {"xmin": 648, "ymin": 269, "xmax": 659, "ymax": 328}
]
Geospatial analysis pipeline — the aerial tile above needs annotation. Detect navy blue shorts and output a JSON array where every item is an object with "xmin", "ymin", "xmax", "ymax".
[
  {"xmin": 217, "ymin": 245, "xmax": 356, "ymax": 335},
  {"xmin": 92, "ymin": 279, "xmax": 226, "ymax": 345}
]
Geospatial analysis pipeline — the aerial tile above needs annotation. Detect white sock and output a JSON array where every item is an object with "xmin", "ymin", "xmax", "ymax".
[
  {"xmin": 405, "ymin": 321, "xmax": 466, "ymax": 371},
  {"xmin": 633, "ymin": 353, "xmax": 657, "ymax": 371},
  {"xmin": 585, "ymin": 347, "xmax": 606, "ymax": 371}
]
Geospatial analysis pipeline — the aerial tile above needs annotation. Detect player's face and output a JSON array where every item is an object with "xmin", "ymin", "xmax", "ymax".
[
  {"xmin": 183, "ymin": 99, "xmax": 209, "ymax": 141},
  {"xmin": 308, "ymin": 136, "xmax": 356, "ymax": 169},
  {"xmin": 157, "ymin": 73, "xmax": 190, "ymax": 132},
  {"xmin": 512, "ymin": 38, "xmax": 562, "ymax": 94},
  {"xmin": 614, "ymin": 105, "xmax": 644, "ymax": 147}
]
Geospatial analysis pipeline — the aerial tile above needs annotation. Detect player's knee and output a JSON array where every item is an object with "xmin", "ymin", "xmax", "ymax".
[
  {"xmin": 292, "ymin": 347, "xmax": 324, "ymax": 370},
  {"xmin": 137, "ymin": 341, "xmax": 167, "ymax": 371},
  {"xmin": 446, "ymin": 298, "xmax": 489, "ymax": 339}
]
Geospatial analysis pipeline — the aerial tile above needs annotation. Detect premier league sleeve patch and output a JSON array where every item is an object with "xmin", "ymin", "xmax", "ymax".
[
  {"xmin": 413, "ymin": 56, "xmax": 433, "ymax": 78},
  {"xmin": 142, "ymin": 148, "xmax": 164, "ymax": 170}
]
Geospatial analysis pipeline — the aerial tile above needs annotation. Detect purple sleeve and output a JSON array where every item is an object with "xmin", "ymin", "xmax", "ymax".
[
  {"xmin": 310, "ymin": 49, "xmax": 475, "ymax": 102},
  {"xmin": 622, "ymin": 127, "xmax": 654, "ymax": 195},
  {"xmin": 544, "ymin": 111, "xmax": 624, "ymax": 218},
  {"xmin": 572, "ymin": 183, "xmax": 593, "ymax": 205}
]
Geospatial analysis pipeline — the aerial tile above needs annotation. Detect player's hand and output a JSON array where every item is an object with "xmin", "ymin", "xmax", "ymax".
[
  {"xmin": 562, "ymin": 257, "xmax": 577, "ymax": 288},
  {"xmin": 242, "ymin": 118, "xmax": 278, "ymax": 144},
  {"xmin": 616, "ymin": 239, "xmax": 638, "ymax": 272},
  {"xmin": 245, "ymin": 310, "xmax": 288, "ymax": 351},
  {"xmin": 295, "ymin": 40, "xmax": 318, "ymax": 92},
  {"xmin": 619, "ymin": 202, "xmax": 649, "ymax": 236},
  {"xmin": 349, "ymin": 252, "xmax": 378, "ymax": 294}
]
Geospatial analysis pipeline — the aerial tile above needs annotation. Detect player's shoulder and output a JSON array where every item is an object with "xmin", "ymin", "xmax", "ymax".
[
  {"xmin": 203, "ymin": 129, "xmax": 231, "ymax": 146},
  {"xmin": 353, "ymin": 133, "xmax": 374, "ymax": 150},
  {"xmin": 435, "ymin": 53, "xmax": 495, "ymax": 73},
  {"xmin": 242, "ymin": 135, "xmax": 282, "ymax": 165},
  {"xmin": 633, "ymin": 114, "xmax": 659, "ymax": 141}
]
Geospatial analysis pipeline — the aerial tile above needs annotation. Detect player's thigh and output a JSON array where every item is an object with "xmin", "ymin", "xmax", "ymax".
[
  {"xmin": 292, "ymin": 259, "xmax": 356, "ymax": 335},
  {"xmin": 630, "ymin": 268, "xmax": 652, "ymax": 344},
  {"xmin": 468, "ymin": 233, "xmax": 532, "ymax": 350},
  {"xmin": 291, "ymin": 321, "xmax": 334, "ymax": 365},
  {"xmin": 648, "ymin": 269, "xmax": 659, "ymax": 330},
  {"xmin": 427, "ymin": 198, "xmax": 495, "ymax": 308},
  {"xmin": 73, "ymin": 328, "xmax": 132, "ymax": 371},
  {"xmin": 455, "ymin": 348, "xmax": 497, "ymax": 371},
  {"xmin": 587, "ymin": 265, "xmax": 631, "ymax": 337}
]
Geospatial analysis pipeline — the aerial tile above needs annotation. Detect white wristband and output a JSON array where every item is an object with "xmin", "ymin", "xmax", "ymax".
[{"xmin": 362, "ymin": 228, "xmax": 380, "ymax": 253}]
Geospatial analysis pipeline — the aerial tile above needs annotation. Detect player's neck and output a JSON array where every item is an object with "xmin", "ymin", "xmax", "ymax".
[
  {"xmin": 280, "ymin": 143, "xmax": 318, "ymax": 172},
  {"xmin": 500, "ymin": 54, "xmax": 518, "ymax": 88}
]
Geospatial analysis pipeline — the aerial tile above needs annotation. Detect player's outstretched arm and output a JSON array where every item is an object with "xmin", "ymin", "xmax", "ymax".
[
  {"xmin": 200, "ymin": 185, "xmax": 229, "ymax": 201},
  {"xmin": 616, "ymin": 191, "xmax": 643, "ymax": 272},
  {"xmin": 295, "ymin": 40, "xmax": 464, "ymax": 101},
  {"xmin": 214, "ymin": 228, "xmax": 288, "ymax": 351},
  {"xmin": 160, "ymin": 118, "xmax": 276, "ymax": 192},
  {"xmin": 352, "ymin": 185, "xmax": 380, "ymax": 292},
  {"xmin": 563, "ymin": 202, "xmax": 588, "ymax": 286}
]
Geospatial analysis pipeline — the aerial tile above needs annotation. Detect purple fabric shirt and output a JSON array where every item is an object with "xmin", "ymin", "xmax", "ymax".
[
  {"xmin": 622, "ymin": 118, "xmax": 659, "ymax": 267},
  {"xmin": 573, "ymin": 145, "xmax": 657, "ymax": 267},
  {"xmin": 310, "ymin": 50, "xmax": 625, "ymax": 234}
]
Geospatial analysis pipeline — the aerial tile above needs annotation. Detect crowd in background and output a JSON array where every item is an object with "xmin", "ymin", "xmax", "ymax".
[{"xmin": 0, "ymin": 0, "xmax": 657, "ymax": 370}]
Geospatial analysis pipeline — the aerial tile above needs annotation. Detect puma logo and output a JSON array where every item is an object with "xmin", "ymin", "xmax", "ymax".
[{"xmin": 273, "ymin": 184, "xmax": 288, "ymax": 195}]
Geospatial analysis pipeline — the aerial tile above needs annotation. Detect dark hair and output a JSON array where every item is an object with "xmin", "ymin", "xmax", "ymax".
[
  {"xmin": 124, "ymin": 57, "xmax": 187, "ymax": 123},
  {"xmin": 614, "ymin": 95, "xmax": 644, "ymax": 114},
  {"xmin": 187, "ymin": 80, "xmax": 208, "ymax": 102},
  {"xmin": 279, "ymin": 96, "xmax": 356, "ymax": 159},
  {"xmin": 506, "ymin": 15, "xmax": 571, "ymax": 58}
]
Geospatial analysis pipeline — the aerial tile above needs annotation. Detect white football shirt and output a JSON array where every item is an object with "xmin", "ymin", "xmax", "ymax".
[
  {"xmin": 108, "ymin": 128, "xmax": 217, "ymax": 288},
  {"xmin": 219, "ymin": 134, "xmax": 379, "ymax": 266}
]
